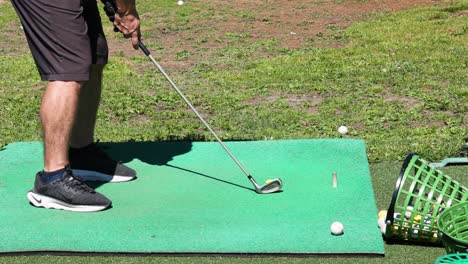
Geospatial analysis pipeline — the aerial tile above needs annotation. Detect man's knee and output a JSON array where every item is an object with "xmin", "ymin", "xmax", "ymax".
[{"xmin": 45, "ymin": 81, "xmax": 83, "ymax": 93}]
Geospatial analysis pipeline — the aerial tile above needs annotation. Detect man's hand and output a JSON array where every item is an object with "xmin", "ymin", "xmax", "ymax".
[{"xmin": 113, "ymin": 0, "xmax": 140, "ymax": 49}]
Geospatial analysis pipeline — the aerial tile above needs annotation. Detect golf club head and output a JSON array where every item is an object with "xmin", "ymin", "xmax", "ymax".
[{"xmin": 256, "ymin": 178, "xmax": 283, "ymax": 194}]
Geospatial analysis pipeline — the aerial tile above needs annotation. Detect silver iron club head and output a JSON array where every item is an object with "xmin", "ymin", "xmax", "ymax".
[{"xmin": 256, "ymin": 178, "xmax": 283, "ymax": 194}]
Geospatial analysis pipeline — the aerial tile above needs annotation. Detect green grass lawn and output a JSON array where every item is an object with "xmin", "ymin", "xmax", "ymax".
[
  {"xmin": 0, "ymin": 1, "xmax": 466, "ymax": 162},
  {"xmin": 0, "ymin": 0, "xmax": 467, "ymax": 263}
]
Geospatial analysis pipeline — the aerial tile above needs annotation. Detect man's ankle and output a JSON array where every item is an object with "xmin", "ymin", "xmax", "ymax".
[
  {"xmin": 44, "ymin": 162, "xmax": 69, "ymax": 172},
  {"xmin": 40, "ymin": 166, "xmax": 67, "ymax": 184}
]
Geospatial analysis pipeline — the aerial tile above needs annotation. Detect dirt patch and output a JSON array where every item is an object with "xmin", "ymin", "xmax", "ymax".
[
  {"xmin": 383, "ymin": 93, "xmax": 422, "ymax": 110},
  {"xmin": 246, "ymin": 93, "xmax": 322, "ymax": 114},
  {"xmin": 209, "ymin": 0, "xmax": 440, "ymax": 48}
]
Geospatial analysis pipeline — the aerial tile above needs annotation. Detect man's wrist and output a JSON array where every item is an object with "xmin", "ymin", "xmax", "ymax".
[{"xmin": 115, "ymin": 1, "xmax": 136, "ymax": 16}]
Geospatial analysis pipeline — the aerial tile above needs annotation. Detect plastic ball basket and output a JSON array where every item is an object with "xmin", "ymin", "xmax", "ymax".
[
  {"xmin": 438, "ymin": 202, "xmax": 468, "ymax": 253},
  {"xmin": 385, "ymin": 153, "xmax": 467, "ymax": 244},
  {"xmin": 434, "ymin": 253, "xmax": 468, "ymax": 264}
]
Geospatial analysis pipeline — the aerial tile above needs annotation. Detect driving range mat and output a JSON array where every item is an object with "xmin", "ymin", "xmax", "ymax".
[{"xmin": 0, "ymin": 139, "xmax": 384, "ymax": 255}]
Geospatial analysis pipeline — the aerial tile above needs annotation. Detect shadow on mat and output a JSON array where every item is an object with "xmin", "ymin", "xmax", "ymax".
[
  {"xmin": 100, "ymin": 141, "xmax": 193, "ymax": 165},
  {"xmin": 87, "ymin": 141, "xmax": 255, "ymax": 192}
]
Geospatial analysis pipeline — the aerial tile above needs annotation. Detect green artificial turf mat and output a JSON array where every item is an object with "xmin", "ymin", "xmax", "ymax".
[{"xmin": 0, "ymin": 139, "xmax": 384, "ymax": 255}]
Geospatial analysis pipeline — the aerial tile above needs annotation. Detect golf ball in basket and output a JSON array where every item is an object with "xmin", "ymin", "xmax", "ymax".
[
  {"xmin": 405, "ymin": 206, "xmax": 414, "ymax": 219},
  {"xmin": 330, "ymin": 221, "xmax": 344, "ymax": 236},
  {"xmin": 338, "ymin": 126, "xmax": 348, "ymax": 135},
  {"xmin": 177, "ymin": 0, "xmax": 184, "ymax": 5}
]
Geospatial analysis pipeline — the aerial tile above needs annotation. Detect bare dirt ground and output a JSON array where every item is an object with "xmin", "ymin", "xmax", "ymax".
[{"xmin": 194, "ymin": 0, "xmax": 440, "ymax": 49}]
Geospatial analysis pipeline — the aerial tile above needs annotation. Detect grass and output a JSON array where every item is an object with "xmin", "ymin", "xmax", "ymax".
[
  {"xmin": 1, "ymin": 1, "xmax": 466, "ymax": 161},
  {"xmin": 203, "ymin": 6, "xmax": 467, "ymax": 161},
  {"xmin": 0, "ymin": 0, "xmax": 467, "ymax": 263}
]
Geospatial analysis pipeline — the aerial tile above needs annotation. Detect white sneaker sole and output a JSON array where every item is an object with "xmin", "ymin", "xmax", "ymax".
[
  {"xmin": 72, "ymin": 169, "xmax": 136, "ymax": 183},
  {"xmin": 27, "ymin": 192, "xmax": 110, "ymax": 212}
]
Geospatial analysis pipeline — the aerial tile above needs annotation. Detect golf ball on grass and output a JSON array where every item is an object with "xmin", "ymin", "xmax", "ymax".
[
  {"xmin": 378, "ymin": 210, "xmax": 387, "ymax": 219},
  {"xmin": 338, "ymin": 126, "xmax": 348, "ymax": 135},
  {"xmin": 177, "ymin": 0, "xmax": 184, "ymax": 5},
  {"xmin": 330, "ymin": 221, "xmax": 344, "ymax": 236},
  {"xmin": 377, "ymin": 217, "xmax": 387, "ymax": 234},
  {"xmin": 377, "ymin": 210, "xmax": 388, "ymax": 235}
]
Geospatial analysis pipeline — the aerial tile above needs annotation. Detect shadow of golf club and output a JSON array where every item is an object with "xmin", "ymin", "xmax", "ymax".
[{"xmin": 165, "ymin": 164, "xmax": 255, "ymax": 192}]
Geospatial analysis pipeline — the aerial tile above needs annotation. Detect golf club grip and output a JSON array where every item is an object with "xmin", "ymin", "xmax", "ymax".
[
  {"xmin": 138, "ymin": 41, "xmax": 151, "ymax": 56},
  {"xmin": 101, "ymin": 0, "xmax": 118, "ymax": 32}
]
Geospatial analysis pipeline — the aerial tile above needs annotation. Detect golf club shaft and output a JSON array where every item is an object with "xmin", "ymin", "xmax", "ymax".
[
  {"xmin": 138, "ymin": 42, "xmax": 259, "ymax": 186},
  {"xmin": 99, "ymin": 0, "xmax": 260, "ymax": 188}
]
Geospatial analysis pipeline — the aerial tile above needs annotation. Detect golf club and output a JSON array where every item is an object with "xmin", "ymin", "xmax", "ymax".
[{"xmin": 101, "ymin": 0, "xmax": 282, "ymax": 194}]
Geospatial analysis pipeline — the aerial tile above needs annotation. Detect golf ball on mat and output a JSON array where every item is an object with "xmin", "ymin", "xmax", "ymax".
[
  {"xmin": 177, "ymin": 0, "xmax": 184, "ymax": 5},
  {"xmin": 265, "ymin": 179, "xmax": 273, "ymax": 184},
  {"xmin": 338, "ymin": 126, "xmax": 348, "ymax": 135},
  {"xmin": 330, "ymin": 221, "xmax": 344, "ymax": 236}
]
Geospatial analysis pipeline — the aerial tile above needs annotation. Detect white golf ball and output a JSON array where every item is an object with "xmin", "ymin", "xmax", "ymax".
[
  {"xmin": 338, "ymin": 125, "xmax": 348, "ymax": 135},
  {"xmin": 330, "ymin": 221, "xmax": 344, "ymax": 236},
  {"xmin": 405, "ymin": 206, "xmax": 414, "ymax": 219},
  {"xmin": 377, "ymin": 217, "xmax": 386, "ymax": 235},
  {"xmin": 177, "ymin": 0, "xmax": 184, "ymax": 5}
]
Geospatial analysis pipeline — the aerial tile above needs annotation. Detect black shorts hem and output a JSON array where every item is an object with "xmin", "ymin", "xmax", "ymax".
[{"xmin": 41, "ymin": 73, "xmax": 91, "ymax": 82}]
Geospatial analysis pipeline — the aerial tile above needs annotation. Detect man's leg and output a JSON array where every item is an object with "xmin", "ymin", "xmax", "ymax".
[
  {"xmin": 30, "ymin": 80, "xmax": 111, "ymax": 212},
  {"xmin": 12, "ymin": 0, "xmax": 112, "ymax": 211},
  {"xmin": 67, "ymin": 65, "xmax": 137, "ymax": 183},
  {"xmin": 69, "ymin": 65, "xmax": 103, "ymax": 149},
  {"xmin": 41, "ymin": 81, "xmax": 81, "ymax": 172}
]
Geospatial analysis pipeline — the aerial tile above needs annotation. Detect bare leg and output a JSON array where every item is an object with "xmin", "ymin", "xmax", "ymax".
[
  {"xmin": 41, "ymin": 81, "xmax": 82, "ymax": 172},
  {"xmin": 66, "ymin": 64, "xmax": 136, "ymax": 182},
  {"xmin": 69, "ymin": 64, "xmax": 104, "ymax": 148}
]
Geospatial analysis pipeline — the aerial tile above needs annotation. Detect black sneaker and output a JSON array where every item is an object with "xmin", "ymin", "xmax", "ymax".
[
  {"xmin": 27, "ymin": 166, "xmax": 111, "ymax": 212},
  {"xmin": 69, "ymin": 142, "xmax": 136, "ymax": 183}
]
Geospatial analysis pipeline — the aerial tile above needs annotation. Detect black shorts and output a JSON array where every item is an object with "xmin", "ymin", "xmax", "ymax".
[{"xmin": 12, "ymin": 0, "xmax": 109, "ymax": 81}]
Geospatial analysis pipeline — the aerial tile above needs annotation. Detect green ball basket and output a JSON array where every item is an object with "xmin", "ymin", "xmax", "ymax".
[
  {"xmin": 385, "ymin": 153, "xmax": 467, "ymax": 244},
  {"xmin": 438, "ymin": 202, "xmax": 468, "ymax": 253},
  {"xmin": 434, "ymin": 253, "xmax": 468, "ymax": 264}
]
